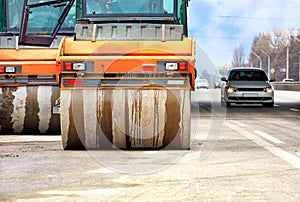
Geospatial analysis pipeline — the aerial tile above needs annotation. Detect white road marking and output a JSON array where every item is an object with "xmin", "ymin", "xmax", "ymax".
[
  {"xmin": 0, "ymin": 135, "xmax": 61, "ymax": 142},
  {"xmin": 228, "ymin": 122, "xmax": 300, "ymax": 169},
  {"xmin": 233, "ymin": 122, "xmax": 248, "ymax": 128},
  {"xmin": 289, "ymin": 108, "xmax": 300, "ymax": 112},
  {"xmin": 253, "ymin": 130, "xmax": 284, "ymax": 144},
  {"xmin": 87, "ymin": 168, "xmax": 115, "ymax": 174},
  {"xmin": 143, "ymin": 151, "xmax": 158, "ymax": 154}
]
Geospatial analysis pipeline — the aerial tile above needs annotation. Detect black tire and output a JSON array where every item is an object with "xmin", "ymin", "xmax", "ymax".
[
  {"xmin": 221, "ymin": 99, "xmax": 231, "ymax": 107},
  {"xmin": 226, "ymin": 102, "xmax": 231, "ymax": 107}
]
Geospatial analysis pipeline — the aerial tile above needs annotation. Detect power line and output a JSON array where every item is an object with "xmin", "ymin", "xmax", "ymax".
[
  {"xmin": 214, "ymin": 15, "xmax": 300, "ymax": 22},
  {"xmin": 189, "ymin": 13, "xmax": 300, "ymax": 22},
  {"xmin": 191, "ymin": 35, "xmax": 254, "ymax": 40},
  {"xmin": 258, "ymin": 4, "xmax": 300, "ymax": 9}
]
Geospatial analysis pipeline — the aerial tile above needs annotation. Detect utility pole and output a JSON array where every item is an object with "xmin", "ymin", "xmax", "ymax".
[
  {"xmin": 299, "ymin": 51, "xmax": 300, "ymax": 82},
  {"xmin": 286, "ymin": 43, "xmax": 289, "ymax": 80},
  {"xmin": 255, "ymin": 48, "xmax": 271, "ymax": 79},
  {"xmin": 278, "ymin": 40, "xmax": 290, "ymax": 80},
  {"xmin": 290, "ymin": 34, "xmax": 300, "ymax": 81}
]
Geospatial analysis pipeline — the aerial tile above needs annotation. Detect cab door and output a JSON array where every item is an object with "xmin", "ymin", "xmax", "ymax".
[{"xmin": 19, "ymin": 0, "xmax": 75, "ymax": 46}]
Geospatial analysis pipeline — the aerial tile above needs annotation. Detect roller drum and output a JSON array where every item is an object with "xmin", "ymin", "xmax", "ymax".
[
  {"xmin": 0, "ymin": 86, "xmax": 60, "ymax": 134},
  {"xmin": 61, "ymin": 88, "xmax": 191, "ymax": 150}
]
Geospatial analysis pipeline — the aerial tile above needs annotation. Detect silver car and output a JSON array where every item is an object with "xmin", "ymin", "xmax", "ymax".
[
  {"xmin": 196, "ymin": 79, "xmax": 209, "ymax": 89},
  {"xmin": 221, "ymin": 68, "xmax": 275, "ymax": 107}
]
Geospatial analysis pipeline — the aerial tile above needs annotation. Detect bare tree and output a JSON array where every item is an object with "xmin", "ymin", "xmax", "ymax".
[
  {"xmin": 232, "ymin": 45, "xmax": 246, "ymax": 67},
  {"xmin": 249, "ymin": 29, "xmax": 300, "ymax": 81}
]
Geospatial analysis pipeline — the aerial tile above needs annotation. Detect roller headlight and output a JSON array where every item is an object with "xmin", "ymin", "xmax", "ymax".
[
  {"xmin": 165, "ymin": 63, "xmax": 178, "ymax": 70},
  {"xmin": 73, "ymin": 63, "xmax": 86, "ymax": 71},
  {"xmin": 5, "ymin": 66, "xmax": 16, "ymax": 73}
]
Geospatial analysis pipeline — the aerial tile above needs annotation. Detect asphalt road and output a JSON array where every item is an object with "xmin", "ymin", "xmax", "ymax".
[{"xmin": 1, "ymin": 89, "xmax": 300, "ymax": 201}]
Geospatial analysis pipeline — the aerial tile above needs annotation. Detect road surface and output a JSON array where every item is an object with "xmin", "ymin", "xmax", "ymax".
[{"xmin": 1, "ymin": 89, "xmax": 300, "ymax": 201}]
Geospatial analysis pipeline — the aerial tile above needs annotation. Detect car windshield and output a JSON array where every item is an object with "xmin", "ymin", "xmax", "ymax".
[
  {"xmin": 228, "ymin": 70, "xmax": 268, "ymax": 81},
  {"xmin": 198, "ymin": 79, "xmax": 207, "ymax": 83},
  {"xmin": 85, "ymin": 0, "xmax": 174, "ymax": 15}
]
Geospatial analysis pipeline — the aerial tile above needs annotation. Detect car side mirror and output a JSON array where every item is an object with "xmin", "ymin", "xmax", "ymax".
[
  {"xmin": 221, "ymin": 77, "xmax": 228, "ymax": 84},
  {"xmin": 269, "ymin": 78, "xmax": 276, "ymax": 82}
]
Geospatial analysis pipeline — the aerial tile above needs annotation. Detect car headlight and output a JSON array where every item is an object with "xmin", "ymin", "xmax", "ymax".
[
  {"xmin": 264, "ymin": 87, "xmax": 273, "ymax": 93},
  {"xmin": 227, "ymin": 87, "xmax": 236, "ymax": 93}
]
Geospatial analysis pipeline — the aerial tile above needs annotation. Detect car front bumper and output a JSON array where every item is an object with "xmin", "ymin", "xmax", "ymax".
[{"xmin": 226, "ymin": 92, "xmax": 274, "ymax": 103}]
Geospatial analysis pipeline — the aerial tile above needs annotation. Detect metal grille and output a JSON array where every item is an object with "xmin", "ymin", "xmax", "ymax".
[{"xmin": 236, "ymin": 88, "xmax": 264, "ymax": 92}]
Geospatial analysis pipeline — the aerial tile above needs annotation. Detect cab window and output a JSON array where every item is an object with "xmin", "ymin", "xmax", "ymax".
[{"xmin": 84, "ymin": 0, "xmax": 175, "ymax": 15}]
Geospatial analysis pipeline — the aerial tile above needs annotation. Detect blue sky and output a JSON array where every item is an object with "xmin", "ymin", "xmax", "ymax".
[{"xmin": 188, "ymin": 0, "xmax": 300, "ymax": 67}]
